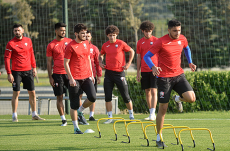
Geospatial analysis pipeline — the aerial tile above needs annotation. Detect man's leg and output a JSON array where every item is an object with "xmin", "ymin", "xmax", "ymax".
[
  {"xmin": 156, "ymin": 103, "xmax": 168, "ymax": 147},
  {"xmin": 12, "ymin": 91, "xmax": 20, "ymax": 122},
  {"xmin": 28, "ymin": 90, "xmax": 45, "ymax": 120},
  {"xmin": 70, "ymin": 108, "xmax": 83, "ymax": 134},
  {"xmin": 89, "ymin": 103, "xmax": 96, "ymax": 121},
  {"xmin": 56, "ymin": 95, "xmax": 67, "ymax": 126}
]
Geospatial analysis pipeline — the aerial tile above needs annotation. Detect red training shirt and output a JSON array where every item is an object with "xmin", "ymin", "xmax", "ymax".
[
  {"xmin": 64, "ymin": 40, "xmax": 92, "ymax": 80},
  {"xmin": 4, "ymin": 36, "xmax": 36, "ymax": 74},
  {"xmin": 149, "ymin": 34, "xmax": 188, "ymax": 77},
  {"xmin": 46, "ymin": 38, "xmax": 72, "ymax": 74},
  {"xmin": 136, "ymin": 36, "xmax": 158, "ymax": 72},
  {"xmin": 89, "ymin": 43, "xmax": 102, "ymax": 77},
  {"xmin": 101, "ymin": 39, "xmax": 131, "ymax": 72}
]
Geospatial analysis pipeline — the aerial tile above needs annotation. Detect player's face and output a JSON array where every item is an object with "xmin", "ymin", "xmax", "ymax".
[
  {"xmin": 86, "ymin": 33, "xmax": 92, "ymax": 42},
  {"xmin": 142, "ymin": 30, "xmax": 152, "ymax": 39},
  {"xmin": 168, "ymin": 26, "xmax": 181, "ymax": 39},
  {"xmin": 13, "ymin": 27, "xmax": 24, "ymax": 39},
  {"xmin": 107, "ymin": 33, "xmax": 117, "ymax": 43},
  {"xmin": 56, "ymin": 27, "xmax": 66, "ymax": 39},
  {"xmin": 76, "ymin": 30, "xmax": 87, "ymax": 41}
]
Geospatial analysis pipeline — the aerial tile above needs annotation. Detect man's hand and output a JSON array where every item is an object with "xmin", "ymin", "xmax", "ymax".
[
  {"xmin": 49, "ymin": 77, "xmax": 55, "ymax": 87},
  {"xmin": 189, "ymin": 63, "xmax": 196, "ymax": 72},
  {"xmin": 7, "ymin": 74, "xmax": 14, "ymax": 83},
  {"xmin": 136, "ymin": 72, "xmax": 141, "ymax": 82},
  {"xmin": 99, "ymin": 62, "xmax": 106, "ymax": 70},
  {"xmin": 122, "ymin": 62, "xmax": 131, "ymax": 70},
  {"xmin": 32, "ymin": 68, "xmax": 37, "ymax": 77},
  {"xmin": 97, "ymin": 77, "xmax": 101, "ymax": 84},
  {"xmin": 69, "ymin": 78, "xmax": 76, "ymax": 87},
  {"xmin": 151, "ymin": 66, "xmax": 162, "ymax": 76}
]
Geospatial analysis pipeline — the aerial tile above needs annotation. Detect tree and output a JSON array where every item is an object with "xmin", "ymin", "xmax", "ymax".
[{"xmin": 169, "ymin": 0, "xmax": 230, "ymax": 69}]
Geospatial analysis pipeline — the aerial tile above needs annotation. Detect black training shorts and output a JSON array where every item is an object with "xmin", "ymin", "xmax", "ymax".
[
  {"xmin": 12, "ymin": 70, "xmax": 34, "ymax": 91},
  {"xmin": 68, "ymin": 78, "xmax": 96, "ymax": 110},
  {"xmin": 78, "ymin": 77, "xmax": 98, "ymax": 95},
  {"xmin": 104, "ymin": 69, "xmax": 131, "ymax": 103},
  {"xmin": 52, "ymin": 74, "xmax": 69, "ymax": 96},
  {"xmin": 141, "ymin": 72, "xmax": 157, "ymax": 90},
  {"xmin": 157, "ymin": 73, "xmax": 193, "ymax": 103}
]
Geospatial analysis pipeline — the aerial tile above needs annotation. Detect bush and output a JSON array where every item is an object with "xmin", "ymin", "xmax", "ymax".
[{"xmin": 113, "ymin": 71, "xmax": 230, "ymax": 113}]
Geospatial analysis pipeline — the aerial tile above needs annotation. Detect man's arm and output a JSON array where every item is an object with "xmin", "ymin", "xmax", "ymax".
[
  {"xmin": 123, "ymin": 48, "xmax": 135, "ymax": 70},
  {"xmin": 144, "ymin": 51, "xmax": 162, "ymax": 76},
  {"xmin": 88, "ymin": 55, "xmax": 95, "ymax": 84},
  {"xmin": 4, "ymin": 44, "xmax": 14, "ymax": 83},
  {"xmin": 136, "ymin": 54, "xmax": 141, "ymax": 82},
  {"xmin": 94, "ymin": 47, "xmax": 102, "ymax": 84},
  {"xmin": 99, "ymin": 54, "xmax": 106, "ymax": 69},
  {"xmin": 64, "ymin": 58, "xmax": 76, "ymax": 87},
  {"xmin": 183, "ymin": 45, "xmax": 196, "ymax": 72},
  {"xmin": 47, "ymin": 56, "xmax": 55, "ymax": 87}
]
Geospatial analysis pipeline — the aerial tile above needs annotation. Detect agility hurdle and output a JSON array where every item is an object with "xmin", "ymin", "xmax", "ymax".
[
  {"xmin": 124, "ymin": 121, "xmax": 155, "ymax": 143},
  {"xmin": 159, "ymin": 126, "xmax": 195, "ymax": 149},
  {"xmin": 178, "ymin": 128, "xmax": 215, "ymax": 151},
  {"xmin": 143, "ymin": 124, "xmax": 175, "ymax": 146},
  {"xmin": 96, "ymin": 117, "xmax": 124, "ymax": 138},
  {"xmin": 113, "ymin": 120, "xmax": 141, "ymax": 141}
]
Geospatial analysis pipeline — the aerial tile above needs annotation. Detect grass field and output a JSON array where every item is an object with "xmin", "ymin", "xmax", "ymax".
[{"xmin": 0, "ymin": 111, "xmax": 229, "ymax": 150}]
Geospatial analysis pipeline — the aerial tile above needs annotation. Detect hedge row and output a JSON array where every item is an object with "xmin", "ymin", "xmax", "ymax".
[{"xmin": 113, "ymin": 71, "xmax": 230, "ymax": 113}]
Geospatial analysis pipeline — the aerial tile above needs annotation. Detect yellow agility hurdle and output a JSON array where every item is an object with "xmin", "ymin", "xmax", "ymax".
[
  {"xmin": 96, "ymin": 117, "xmax": 124, "ymax": 138},
  {"xmin": 159, "ymin": 126, "xmax": 195, "ymax": 149},
  {"xmin": 178, "ymin": 128, "xmax": 215, "ymax": 151},
  {"xmin": 113, "ymin": 120, "xmax": 141, "ymax": 141},
  {"xmin": 125, "ymin": 121, "xmax": 154, "ymax": 143},
  {"xmin": 144, "ymin": 124, "xmax": 175, "ymax": 146}
]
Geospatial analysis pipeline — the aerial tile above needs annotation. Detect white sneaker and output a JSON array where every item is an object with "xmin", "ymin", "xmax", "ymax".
[
  {"xmin": 61, "ymin": 120, "xmax": 67, "ymax": 126},
  {"xmin": 12, "ymin": 116, "xmax": 18, "ymax": 122},
  {"xmin": 103, "ymin": 119, "xmax": 113, "ymax": 124},
  {"xmin": 144, "ymin": 114, "xmax": 156, "ymax": 121}
]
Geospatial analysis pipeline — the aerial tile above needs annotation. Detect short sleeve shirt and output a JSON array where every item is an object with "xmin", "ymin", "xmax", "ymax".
[
  {"xmin": 46, "ymin": 38, "xmax": 72, "ymax": 74},
  {"xmin": 101, "ymin": 39, "xmax": 131, "ymax": 72},
  {"xmin": 136, "ymin": 36, "xmax": 158, "ymax": 72},
  {"xmin": 64, "ymin": 40, "xmax": 91, "ymax": 80},
  {"xmin": 149, "ymin": 34, "xmax": 188, "ymax": 77}
]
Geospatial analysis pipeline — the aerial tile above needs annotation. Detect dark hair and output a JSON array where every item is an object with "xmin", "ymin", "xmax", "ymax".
[
  {"xmin": 86, "ymin": 30, "xmax": 91, "ymax": 34},
  {"xmin": 74, "ymin": 23, "xmax": 87, "ymax": 33},
  {"xmin": 168, "ymin": 19, "xmax": 181, "ymax": 29},
  {"xmin": 13, "ymin": 23, "xmax": 23, "ymax": 29},
  {"xmin": 140, "ymin": 20, "xmax": 154, "ymax": 31},
  {"xmin": 105, "ymin": 25, "xmax": 119, "ymax": 35},
  {"xmin": 55, "ymin": 22, "xmax": 66, "ymax": 30}
]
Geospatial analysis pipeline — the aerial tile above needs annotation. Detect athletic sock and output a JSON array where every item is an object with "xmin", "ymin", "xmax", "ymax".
[
  {"xmin": 90, "ymin": 111, "xmax": 94, "ymax": 117},
  {"xmin": 149, "ymin": 108, "xmax": 156, "ymax": 115},
  {"xmin": 12, "ymin": 112, "xmax": 17, "ymax": 118},
  {"xmin": 72, "ymin": 120, "xmax": 79, "ymax": 130},
  {"xmin": 78, "ymin": 105, "xmax": 85, "ymax": 113},
  {"xmin": 157, "ymin": 133, "xmax": 163, "ymax": 141},
  {"xmin": 128, "ymin": 109, "xmax": 134, "ymax": 118},
  {"xmin": 32, "ymin": 111, "xmax": 37, "ymax": 117},
  {"xmin": 175, "ymin": 95, "xmax": 181, "ymax": 102},
  {"xmin": 107, "ymin": 111, "xmax": 112, "ymax": 118},
  {"xmin": 60, "ymin": 115, "xmax": 66, "ymax": 121}
]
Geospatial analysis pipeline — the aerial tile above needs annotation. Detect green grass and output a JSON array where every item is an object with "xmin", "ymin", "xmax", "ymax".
[{"xmin": 0, "ymin": 111, "xmax": 229, "ymax": 150}]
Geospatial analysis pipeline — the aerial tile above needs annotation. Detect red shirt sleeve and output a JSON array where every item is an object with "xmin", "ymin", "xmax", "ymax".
[
  {"xmin": 122, "ymin": 41, "xmax": 131, "ymax": 52},
  {"xmin": 149, "ymin": 39, "xmax": 162, "ymax": 55},
  {"xmin": 64, "ymin": 44, "xmax": 72, "ymax": 59},
  {"xmin": 136, "ymin": 40, "xmax": 141, "ymax": 54},
  {"xmin": 46, "ymin": 43, "xmax": 52, "ymax": 57},
  {"xmin": 4, "ymin": 42, "xmax": 12, "ymax": 74},
  {"xmin": 183, "ymin": 36, "xmax": 188, "ymax": 48},
  {"xmin": 94, "ymin": 46, "xmax": 102, "ymax": 77}
]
